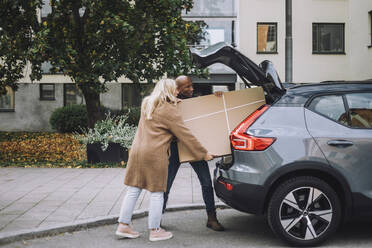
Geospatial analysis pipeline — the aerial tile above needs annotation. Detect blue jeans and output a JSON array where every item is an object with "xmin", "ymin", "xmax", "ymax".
[{"xmin": 163, "ymin": 142, "xmax": 216, "ymax": 213}]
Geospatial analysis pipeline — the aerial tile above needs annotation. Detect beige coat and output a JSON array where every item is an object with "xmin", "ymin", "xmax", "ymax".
[{"xmin": 124, "ymin": 101, "xmax": 207, "ymax": 192}]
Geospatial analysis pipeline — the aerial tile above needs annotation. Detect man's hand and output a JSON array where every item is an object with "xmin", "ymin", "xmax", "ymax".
[{"xmin": 214, "ymin": 91, "xmax": 223, "ymax": 97}]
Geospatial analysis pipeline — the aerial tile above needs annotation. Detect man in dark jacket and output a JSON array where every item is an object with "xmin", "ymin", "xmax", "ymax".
[{"xmin": 163, "ymin": 75, "xmax": 225, "ymax": 231}]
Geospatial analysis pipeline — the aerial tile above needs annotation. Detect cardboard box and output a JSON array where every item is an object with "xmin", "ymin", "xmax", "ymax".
[{"xmin": 177, "ymin": 87, "xmax": 266, "ymax": 162}]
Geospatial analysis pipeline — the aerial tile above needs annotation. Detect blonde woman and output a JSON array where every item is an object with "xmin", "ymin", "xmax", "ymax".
[{"xmin": 116, "ymin": 79, "xmax": 213, "ymax": 242}]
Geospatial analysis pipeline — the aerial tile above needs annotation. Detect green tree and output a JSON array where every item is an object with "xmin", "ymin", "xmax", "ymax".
[
  {"xmin": 0, "ymin": 0, "xmax": 42, "ymax": 95},
  {"xmin": 0, "ymin": 0, "xmax": 207, "ymax": 127}
]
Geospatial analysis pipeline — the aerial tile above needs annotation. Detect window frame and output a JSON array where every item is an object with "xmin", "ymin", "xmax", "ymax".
[
  {"xmin": 312, "ymin": 23, "xmax": 345, "ymax": 55},
  {"xmin": 0, "ymin": 86, "xmax": 15, "ymax": 112},
  {"xmin": 39, "ymin": 83, "xmax": 55, "ymax": 101},
  {"xmin": 256, "ymin": 22, "xmax": 278, "ymax": 54},
  {"xmin": 121, "ymin": 83, "xmax": 136, "ymax": 108},
  {"xmin": 121, "ymin": 83, "xmax": 155, "ymax": 109},
  {"xmin": 63, "ymin": 83, "xmax": 84, "ymax": 106},
  {"xmin": 306, "ymin": 91, "xmax": 372, "ymax": 130},
  {"xmin": 182, "ymin": 0, "xmax": 238, "ymax": 49}
]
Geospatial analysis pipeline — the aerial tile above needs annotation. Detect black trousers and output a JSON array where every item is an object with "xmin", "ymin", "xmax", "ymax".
[{"xmin": 163, "ymin": 142, "xmax": 216, "ymax": 213}]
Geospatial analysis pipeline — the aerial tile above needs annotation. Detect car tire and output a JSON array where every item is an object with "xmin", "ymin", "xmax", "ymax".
[{"xmin": 267, "ymin": 176, "xmax": 342, "ymax": 247}]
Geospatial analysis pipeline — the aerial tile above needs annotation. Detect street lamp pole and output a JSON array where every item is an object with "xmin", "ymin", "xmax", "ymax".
[{"xmin": 285, "ymin": 0, "xmax": 293, "ymax": 83}]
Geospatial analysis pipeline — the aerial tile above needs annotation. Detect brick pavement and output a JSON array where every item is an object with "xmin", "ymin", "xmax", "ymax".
[{"xmin": 0, "ymin": 161, "xmax": 220, "ymax": 237}]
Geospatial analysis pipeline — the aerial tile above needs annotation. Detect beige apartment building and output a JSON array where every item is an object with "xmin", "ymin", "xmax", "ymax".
[{"xmin": 238, "ymin": 0, "xmax": 372, "ymax": 83}]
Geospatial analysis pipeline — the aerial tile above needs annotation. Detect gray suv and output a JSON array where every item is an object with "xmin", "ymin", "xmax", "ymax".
[{"xmin": 191, "ymin": 43, "xmax": 372, "ymax": 246}]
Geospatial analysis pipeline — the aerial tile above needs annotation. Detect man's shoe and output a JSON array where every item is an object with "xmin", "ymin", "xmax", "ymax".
[
  {"xmin": 149, "ymin": 228, "xmax": 173, "ymax": 241},
  {"xmin": 207, "ymin": 211, "xmax": 225, "ymax": 231},
  {"xmin": 115, "ymin": 224, "xmax": 140, "ymax": 239}
]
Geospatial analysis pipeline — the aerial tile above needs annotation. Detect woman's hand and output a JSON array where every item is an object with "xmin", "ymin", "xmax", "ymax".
[{"xmin": 204, "ymin": 152, "xmax": 214, "ymax": 161}]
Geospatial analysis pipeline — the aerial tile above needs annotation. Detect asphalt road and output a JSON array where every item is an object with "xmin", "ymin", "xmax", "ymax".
[{"xmin": 4, "ymin": 209, "xmax": 372, "ymax": 248}]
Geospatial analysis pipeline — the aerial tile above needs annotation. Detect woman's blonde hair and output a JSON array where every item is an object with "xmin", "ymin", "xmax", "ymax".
[{"xmin": 141, "ymin": 78, "xmax": 178, "ymax": 120}]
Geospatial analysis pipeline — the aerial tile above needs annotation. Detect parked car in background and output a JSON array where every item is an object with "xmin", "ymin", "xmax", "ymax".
[{"xmin": 191, "ymin": 43, "xmax": 372, "ymax": 246}]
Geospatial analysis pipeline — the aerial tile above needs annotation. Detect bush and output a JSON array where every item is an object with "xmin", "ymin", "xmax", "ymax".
[
  {"xmin": 76, "ymin": 114, "xmax": 137, "ymax": 151},
  {"xmin": 50, "ymin": 104, "xmax": 88, "ymax": 133}
]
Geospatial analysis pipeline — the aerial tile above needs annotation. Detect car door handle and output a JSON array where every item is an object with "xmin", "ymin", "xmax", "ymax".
[{"xmin": 327, "ymin": 140, "xmax": 354, "ymax": 147}]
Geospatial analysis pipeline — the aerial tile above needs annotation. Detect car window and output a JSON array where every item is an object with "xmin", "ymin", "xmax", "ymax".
[
  {"xmin": 346, "ymin": 93, "xmax": 372, "ymax": 128},
  {"xmin": 308, "ymin": 95, "xmax": 348, "ymax": 125}
]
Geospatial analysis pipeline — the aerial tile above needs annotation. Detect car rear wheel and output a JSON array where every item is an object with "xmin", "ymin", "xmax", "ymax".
[{"xmin": 267, "ymin": 176, "xmax": 341, "ymax": 247}]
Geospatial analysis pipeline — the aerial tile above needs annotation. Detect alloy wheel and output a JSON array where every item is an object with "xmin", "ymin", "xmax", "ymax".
[{"xmin": 279, "ymin": 186, "xmax": 333, "ymax": 241}]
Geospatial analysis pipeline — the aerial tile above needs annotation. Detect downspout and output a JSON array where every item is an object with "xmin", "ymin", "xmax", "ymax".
[{"xmin": 285, "ymin": 0, "xmax": 293, "ymax": 82}]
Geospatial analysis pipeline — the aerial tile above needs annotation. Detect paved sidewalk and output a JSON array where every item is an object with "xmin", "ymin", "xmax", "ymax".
[{"xmin": 0, "ymin": 160, "xmax": 221, "ymax": 240}]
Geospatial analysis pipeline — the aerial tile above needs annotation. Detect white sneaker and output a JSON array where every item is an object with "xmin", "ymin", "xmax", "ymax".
[
  {"xmin": 115, "ymin": 224, "xmax": 140, "ymax": 239},
  {"xmin": 149, "ymin": 228, "xmax": 173, "ymax": 241}
]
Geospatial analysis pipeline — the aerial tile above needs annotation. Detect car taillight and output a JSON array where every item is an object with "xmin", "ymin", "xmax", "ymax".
[{"xmin": 230, "ymin": 104, "xmax": 276, "ymax": 151}]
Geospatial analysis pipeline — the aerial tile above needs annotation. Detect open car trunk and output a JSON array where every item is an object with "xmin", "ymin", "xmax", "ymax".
[{"xmin": 190, "ymin": 42, "xmax": 285, "ymax": 103}]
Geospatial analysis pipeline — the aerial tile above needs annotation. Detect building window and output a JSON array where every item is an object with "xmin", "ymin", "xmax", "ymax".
[
  {"xmin": 0, "ymin": 86, "xmax": 15, "ymax": 112},
  {"xmin": 63, "ymin": 84, "xmax": 84, "ymax": 106},
  {"xmin": 199, "ymin": 19, "xmax": 236, "ymax": 48},
  {"xmin": 40, "ymin": 84, "xmax": 55, "ymax": 100},
  {"xmin": 183, "ymin": 0, "xmax": 237, "ymax": 48},
  {"xmin": 257, "ymin": 23, "xmax": 277, "ymax": 54},
  {"xmin": 312, "ymin": 23, "xmax": 345, "ymax": 54},
  {"xmin": 122, "ymin": 83, "xmax": 154, "ymax": 108},
  {"xmin": 182, "ymin": 0, "xmax": 237, "ymax": 83}
]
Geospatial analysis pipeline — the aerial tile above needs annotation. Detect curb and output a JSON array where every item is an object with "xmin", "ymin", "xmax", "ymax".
[{"xmin": 0, "ymin": 203, "xmax": 230, "ymax": 245}]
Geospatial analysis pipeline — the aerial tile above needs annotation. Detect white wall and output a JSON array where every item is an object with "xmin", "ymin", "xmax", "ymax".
[
  {"xmin": 0, "ymin": 83, "xmax": 124, "ymax": 131},
  {"xmin": 293, "ymin": 0, "xmax": 349, "ymax": 82},
  {"xmin": 0, "ymin": 84, "xmax": 64, "ymax": 131},
  {"xmin": 349, "ymin": 0, "xmax": 372, "ymax": 80},
  {"xmin": 238, "ymin": 0, "xmax": 286, "ymax": 80}
]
